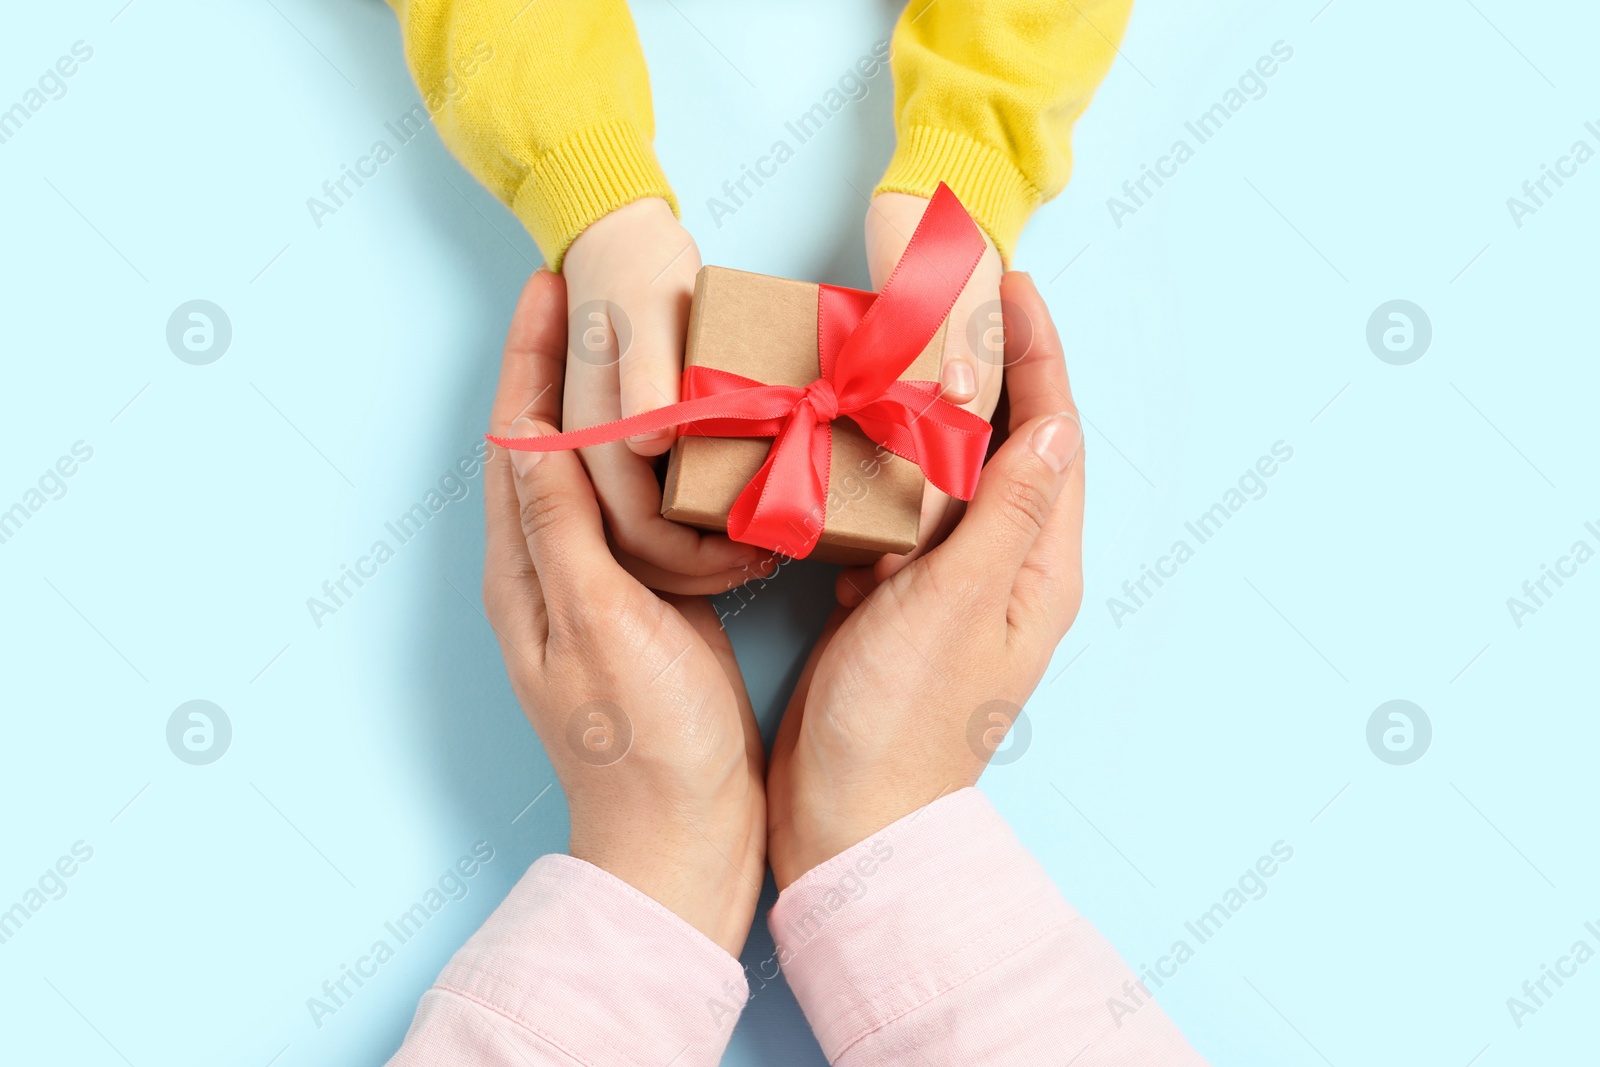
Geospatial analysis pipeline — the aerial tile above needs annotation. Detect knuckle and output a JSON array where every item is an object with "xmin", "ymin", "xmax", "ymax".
[
  {"xmin": 615, "ymin": 331, "xmax": 656, "ymax": 369},
  {"xmin": 517, "ymin": 489, "xmax": 569, "ymax": 546},
  {"xmin": 544, "ymin": 595, "xmax": 597, "ymax": 641},
  {"xmin": 920, "ymin": 556, "xmax": 988, "ymax": 609},
  {"xmin": 1061, "ymin": 582, "xmax": 1084, "ymax": 627},
  {"xmin": 618, "ymin": 362, "xmax": 675, "ymax": 412},
  {"xmin": 1019, "ymin": 558, "xmax": 1084, "ymax": 628},
  {"xmin": 617, "ymin": 354, "xmax": 647, "ymax": 387},
  {"xmin": 481, "ymin": 559, "xmax": 530, "ymax": 627},
  {"xmin": 1000, "ymin": 470, "xmax": 1054, "ymax": 536},
  {"xmin": 549, "ymin": 577, "xmax": 638, "ymax": 638},
  {"xmin": 481, "ymin": 570, "xmax": 505, "ymax": 624}
]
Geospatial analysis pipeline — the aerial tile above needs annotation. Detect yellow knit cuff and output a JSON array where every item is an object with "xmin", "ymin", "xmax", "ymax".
[
  {"xmin": 511, "ymin": 119, "xmax": 679, "ymax": 272},
  {"xmin": 875, "ymin": 125, "xmax": 1041, "ymax": 266}
]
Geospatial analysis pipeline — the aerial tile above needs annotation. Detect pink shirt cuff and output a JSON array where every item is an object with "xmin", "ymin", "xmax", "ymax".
[
  {"xmin": 770, "ymin": 788, "xmax": 1209, "ymax": 1066},
  {"xmin": 390, "ymin": 854, "xmax": 746, "ymax": 1067}
]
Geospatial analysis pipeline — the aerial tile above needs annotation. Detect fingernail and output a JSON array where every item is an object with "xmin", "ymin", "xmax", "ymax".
[
  {"xmin": 942, "ymin": 361, "xmax": 976, "ymax": 400},
  {"xmin": 1030, "ymin": 413, "xmax": 1080, "ymax": 473},
  {"xmin": 509, "ymin": 417, "xmax": 543, "ymax": 477}
]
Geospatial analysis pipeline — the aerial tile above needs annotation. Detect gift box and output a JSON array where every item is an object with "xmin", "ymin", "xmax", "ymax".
[
  {"xmin": 489, "ymin": 183, "xmax": 992, "ymax": 566},
  {"xmin": 660, "ymin": 266, "xmax": 947, "ymax": 566}
]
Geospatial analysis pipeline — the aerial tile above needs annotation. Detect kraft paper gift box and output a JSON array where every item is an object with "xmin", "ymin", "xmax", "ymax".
[{"xmin": 660, "ymin": 265, "xmax": 948, "ymax": 566}]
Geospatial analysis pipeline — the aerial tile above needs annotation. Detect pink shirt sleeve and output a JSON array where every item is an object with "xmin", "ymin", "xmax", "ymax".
[
  {"xmin": 386, "ymin": 854, "xmax": 747, "ymax": 1066},
  {"xmin": 769, "ymin": 788, "xmax": 1211, "ymax": 1066}
]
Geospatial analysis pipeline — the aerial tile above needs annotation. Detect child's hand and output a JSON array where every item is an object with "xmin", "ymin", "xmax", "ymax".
[
  {"xmin": 852, "ymin": 192, "xmax": 1006, "ymax": 601},
  {"xmin": 561, "ymin": 198, "xmax": 773, "ymax": 592}
]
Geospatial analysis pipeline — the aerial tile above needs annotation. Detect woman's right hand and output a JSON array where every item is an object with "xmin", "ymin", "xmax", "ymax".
[{"xmin": 766, "ymin": 271, "xmax": 1087, "ymax": 889}]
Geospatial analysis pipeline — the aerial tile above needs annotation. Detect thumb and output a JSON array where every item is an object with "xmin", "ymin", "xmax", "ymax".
[
  {"xmin": 505, "ymin": 416, "xmax": 627, "ymax": 607},
  {"xmin": 937, "ymin": 412, "xmax": 1081, "ymax": 583}
]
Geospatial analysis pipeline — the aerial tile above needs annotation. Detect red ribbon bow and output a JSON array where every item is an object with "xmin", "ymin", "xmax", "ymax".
[{"xmin": 490, "ymin": 182, "xmax": 993, "ymax": 559}]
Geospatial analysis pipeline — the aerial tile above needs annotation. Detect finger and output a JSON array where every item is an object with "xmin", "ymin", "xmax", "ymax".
[
  {"xmin": 484, "ymin": 270, "xmax": 569, "ymax": 646},
  {"xmin": 580, "ymin": 441, "xmax": 771, "ymax": 577},
  {"xmin": 506, "ymin": 414, "xmax": 632, "ymax": 611},
  {"xmin": 835, "ymin": 559, "xmax": 881, "ymax": 608},
  {"xmin": 938, "ymin": 280, "xmax": 983, "ymax": 406},
  {"xmin": 939, "ymin": 246, "xmax": 1004, "ymax": 410},
  {"xmin": 836, "ymin": 270, "xmax": 1044, "ymax": 607},
  {"xmin": 934, "ymin": 411, "xmax": 1082, "ymax": 591},
  {"xmin": 616, "ymin": 547, "xmax": 780, "ymax": 596},
  {"xmin": 618, "ymin": 253, "xmax": 696, "ymax": 456},
  {"xmin": 834, "ymin": 486, "xmax": 966, "ymax": 606},
  {"xmin": 1011, "ymin": 439, "xmax": 1086, "ymax": 644},
  {"xmin": 865, "ymin": 193, "xmax": 1000, "ymax": 412},
  {"xmin": 561, "ymin": 335, "xmax": 769, "ymax": 583},
  {"xmin": 996, "ymin": 272, "xmax": 1087, "ymax": 638},
  {"xmin": 491, "ymin": 270, "xmax": 568, "ymax": 434},
  {"xmin": 998, "ymin": 271, "xmax": 1078, "ymax": 433}
]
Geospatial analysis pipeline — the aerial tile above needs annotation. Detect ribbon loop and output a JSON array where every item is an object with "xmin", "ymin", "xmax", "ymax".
[{"xmin": 488, "ymin": 183, "xmax": 994, "ymax": 559}]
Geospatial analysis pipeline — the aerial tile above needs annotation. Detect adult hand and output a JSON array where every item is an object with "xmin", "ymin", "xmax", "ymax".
[
  {"xmin": 561, "ymin": 198, "xmax": 774, "ymax": 594},
  {"xmin": 767, "ymin": 272, "xmax": 1084, "ymax": 889},
  {"xmin": 483, "ymin": 268, "xmax": 767, "ymax": 955},
  {"xmin": 851, "ymin": 192, "xmax": 1007, "ymax": 599}
]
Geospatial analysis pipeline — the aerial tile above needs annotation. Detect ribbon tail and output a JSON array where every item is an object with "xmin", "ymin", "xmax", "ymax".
[
  {"xmin": 828, "ymin": 183, "xmax": 987, "ymax": 407},
  {"xmin": 487, "ymin": 380, "xmax": 804, "ymax": 452},
  {"xmin": 727, "ymin": 406, "xmax": 829, "ymax": 558},
  {"xmin": 848, "ymin": 382, "xmax": 992, "ymax": 501}
]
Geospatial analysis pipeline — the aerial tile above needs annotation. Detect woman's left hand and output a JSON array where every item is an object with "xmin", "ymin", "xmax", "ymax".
[{"xmin": 482, "ymin": 268, "xmax": 767, "ymax": 956}]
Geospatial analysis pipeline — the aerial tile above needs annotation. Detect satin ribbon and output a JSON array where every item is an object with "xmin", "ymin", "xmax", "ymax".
[{"xmin": 489, "ymin": 182, "xmax": 993, "ymax": 558}]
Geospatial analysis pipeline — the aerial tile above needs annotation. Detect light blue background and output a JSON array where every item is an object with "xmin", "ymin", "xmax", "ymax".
[{"xmin": 2, "ymin": 1, "xmax": 1596, "ymax": 1064}]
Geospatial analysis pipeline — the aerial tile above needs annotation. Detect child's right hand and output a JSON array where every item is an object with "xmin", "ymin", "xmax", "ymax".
[
  {"xmin": 559, "ymin": 198, "xmax": 774, "ymax": 592},
  {"xmin": 836, "ymin": 192, "xmax": 1006, "ymax": 604}
]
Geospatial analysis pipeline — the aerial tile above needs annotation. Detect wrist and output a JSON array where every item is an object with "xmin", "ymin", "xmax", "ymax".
[
  {"xmin": 772, "ymin": 796, "xmax": 906, "ymax": 892},
  {"xmin": 570, "ymin": 788, "xmax": 764, "ymax": 956},
  {"xmin": 773, "ymin": 750, "xmax": 970, "ymax": 890},
  {"xmin": 563, "ymin": 196, "xmax": 678, "ymax": 274}
]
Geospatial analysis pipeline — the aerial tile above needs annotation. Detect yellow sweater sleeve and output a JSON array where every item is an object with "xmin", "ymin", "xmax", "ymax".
[
  {"xmin": 875, "ymin": 0, "xmax": 1135, "ymax": 263},
  {"xmin": 387, "ymin": 0, "xmax": 675, "ymax": 271}
]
